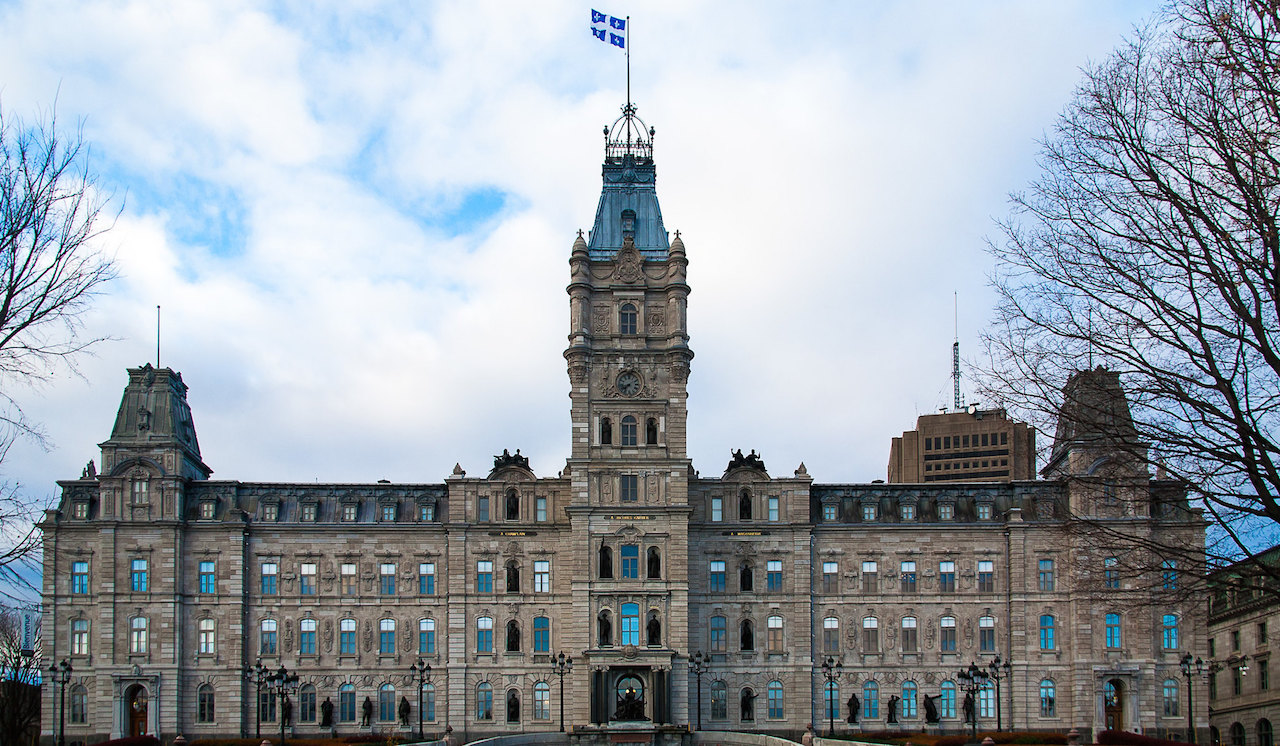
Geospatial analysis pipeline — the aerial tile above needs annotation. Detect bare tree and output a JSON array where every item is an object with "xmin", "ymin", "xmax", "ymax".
[
  {"xmin": 0, "ymin": 607, "xmax": 41, "ymax": 746},
  {"xmin": 0, "ymin": 104, "xmax": 117, "ymax": 577},
  {"xmin": 980, "ymin": 0, "xmax": 1280, "ymax": 587}
]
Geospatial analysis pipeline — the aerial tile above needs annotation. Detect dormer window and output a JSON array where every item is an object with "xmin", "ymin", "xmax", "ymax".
[
  {"xmin": 71, "ymin": 500, "xmax": 90, "ymax": 520},
  {"xmin": 131, "ymin": 478, "xmax": 150, "ymax": 505},
  {"xmin": 199, "ymin": 500, "xmax": 216, "ymax": 520},
  {"xmin": 619, "ymin": 304, "xmax": 638, "ymax": 335},
  {"xmin": 418, "ymin": 500, "xmax": 437, "ymax": 522},
  {"xmin": 340, "ymin": 499, "xmax": 359, "ymax": 522},
  {"xmin": 380, "ymin": 502, "xmax": 397, "ymax": 522},
  {"xmin": 300, "ymin": 502, "xmax": 318, "ymax": 522},
  {"xmin": 620, "ymin": 209, "xmax": 636, "ymax": 237},
  {"xmin": 262, "ymin": 502, "xmax": 279, "ymax": 522}
]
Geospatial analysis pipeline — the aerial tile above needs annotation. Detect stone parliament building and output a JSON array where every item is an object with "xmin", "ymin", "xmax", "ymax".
[{"xmin": 42, "ymin": 106, "xmax": 1208, "ymax": 744}]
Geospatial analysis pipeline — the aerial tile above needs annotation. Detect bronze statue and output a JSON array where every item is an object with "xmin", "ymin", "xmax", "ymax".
[
  {"xmin": 924, "ymin": 694, "xmax": 939, "ymax": 723},
  {"xmin": 846, "ymin": 692, "xmax": 860, "ymax": 723},
  {"xmin": 963, "ymin": 691, "xmax": 976, "ymax": 724},
  {"xmin": 399, "ymin": 696, "xmax": 411, "ymax": 726},
  {"xmin": 507, "ymin": 690, "xmax": 520, "ymax": 722},
  {"xmin": 319, "ymin": 697, "xmax": 333, "ymax": 727},
  {"xmin": 740, "ymin": 688, "xmax": 757, "ymax": 721},
  {"xmin": 361, "ymin": 696, "xmax": 373, "ymax": 726},
  {"xmin": 887, "ymin": 695, "xmax": 900, "ymax": 724}
]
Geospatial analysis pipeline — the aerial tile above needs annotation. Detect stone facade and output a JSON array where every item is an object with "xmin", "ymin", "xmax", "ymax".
[
  {"xmin": 42, "ymin": 107, "xmax": 1207, "ymax": 744},
  {"xmin": 1207, "ymin": 548, "xmax": 1279, "ymax": 746}
]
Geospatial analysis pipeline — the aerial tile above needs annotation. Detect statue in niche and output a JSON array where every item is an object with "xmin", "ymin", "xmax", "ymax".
[
  {"xmin": 846, "ymin": 692, "xmax": 860, "ymax": 723},
  {"xmin": 614, "ymin": 686, "xmax": 646, "ymax": 720},
  {"xmin": 741, "ymin": 688, "xmax": 756, "ymax": 721},
  {"xmin": 506, "ymin": 562, "xmax": 520, "ymax": 593},
  {"xmin": 506, "ymin": 620, "xmax": 521, "ymax": 651},
  {"xmin": 598, "ymin": 612, "xmax": 612, "ymax": 646},
  {"xmin": 887, "ymin": 695, "xmax": 900, "ymax": 724},
  {"xmin": 740, "ymin": 563, "xmax": 753, "ymax": 591},
  {"xmin": 739, "ymin": 491, "xmax": 753, "ymax": 520},
  {"xmin": 320, "ymin": 697, "xmax": 334, "ymax": 728},
  {"xmin": 740, "ymin": 620, "xmax": 754, "ymax": 650},
  {"xmin": 963, "ymin": 692, "xmax": 976, "ymax": 725},
  {"xmin": 282, "ymin": 696, "xmax": 292, "ymax": 726},
  {"xmin": 361, "ymin": 696, "xmax": 373, "ymax": 726},
  {"xmin": 505, "ymin": 490, "xmax": 519, "ymax": 520},
  {"xmin": 599, "ymin": 545, "xmax": 613, "ymax": 578},
  {"xmin": 647, "ymin": 614, "xmax": 661, "ymax": 646},
  {"xmin": 399, "ymin": 696, "xmax": 411, "ymax": 726},
  {"xmin": 647, "ymin": 547, "xmax": 660, "ymax": 578},
  {"xmin": 507, "ymin": 690, "xmax": 520, "ymax": 722}
]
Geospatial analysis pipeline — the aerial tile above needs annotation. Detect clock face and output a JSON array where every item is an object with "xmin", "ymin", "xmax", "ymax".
[{"xmin": 616, "ymin": 372, "xmax": 642, "ymax": 396}]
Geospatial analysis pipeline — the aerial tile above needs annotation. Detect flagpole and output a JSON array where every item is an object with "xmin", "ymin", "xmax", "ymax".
[{"xmin": 626, "ymin": 15, "xmax": 631, "ymax": 109}]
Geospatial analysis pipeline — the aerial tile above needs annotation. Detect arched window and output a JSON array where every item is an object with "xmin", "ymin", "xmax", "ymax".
[
  {"xmin": 739, "ymin": 489, "xmax": 752, "ymax": 520},
  {"xmin": 646, "ymin": 418, "xmax": 658, "ymax": 445},
  {"xmin": 824, "ymin": 681, "xmax": 840, "ymax": 721},
  {"xmin": 1163, "ymin": 614, "xmax": 1180, "ymax": 649},
  {"xmin": 420, "ymin": 618, "xmax": 436, "ymax": 654},
  {"xmin": 598, "ymin": 609, "xmax": 613, "ymax": 646},
  {"xmin": 620, "ymin": 304, "xmax": 638, "ymax": 335},
  {"xmin": 741, "ymin": 687, "xmax": 756, "ymax": 721},
  {"xmin": 979, "ymin": 681, "xmax": 995, "ymax": 718},
  {"xmin": 506, "ymin": 619, "xmax": 521, "ymax": 652},
  {"xmin": 647, "ymin": 547, "xmax": 661, "ymax": 579},
  {"xmin": 534, "ymin": 681, "xmax": 551, "ymax": 720},
  {"xmin": 299, "ymin": 618, "xmax": 316, "ymax": 655},
  {"xmin": 863, "ymin": 616, "xmax": 879, "ymax": 650},
  {"xmin": 380, "ymin": 618, "xmax": 396, "ymax": 654},
  {"xmin": 131, "ymin": 616, "xmax": 149, "ymax": 654},
  {"xmin": 1231, "ymin": 723, "xmax": 1246, "ymax": 746},
  {"xmin": 340, "ymin": 618, "xmax": 356, "ymax": 654},
  {"xmin": 1163, "ymin": 679, "xmax": 1180, "ymax": 716},
  {"xmin": 1039, "ymin": 615, "xmax": 1056, "ymax": 650},
  {"xmin": 863, "ymin": 680, "xmax": 880, "ymax": 719},
  {"xmin": 1040, "ymin": 679, "xmax": 1056, "ymax": 717},
  {"xmin": 711, "ymin": 680, "xmax": 728, "ymax": 720},
  {"xmin": 505, "ymin": 560, "xmax": 520, "ymax": 593},
  {"xmin": 823, "ymin": 617, "xmax": 840, "ymax": 653},
  {"xmin": 505, "ymin": 489, "xmax": 519, "ymax": 521},
  {"xmin": 599, "ymin": 545, "xmax": 613, "ymax": 578},
  {"xmin": 740, "ymin": 562, "xmax": 754, "ymax": 592},
  {"xmin": 621, "ymin": 416, "xmax": 638, "ymax": 446},
  {"xmin": 601, "ymin": 417, "xmax": 613, "ymax": 445},
  {"xmin": 767, "ymin": 615, "xmax": 783, "ymax": 652},
  {"xmin": 902, "ymin": 681, "xmax": 918, "ymax": 718},
  {"xmin": 940, "ymin": 680, "xmax": 957, "ymax": 718},
  {"xmin": 477, "ymin": 682, "xmax": 494, "ymax": 720},
  {"xmin": 767, "ymin": 680, "xmax": 784, "ymax": 719},
  {"xmin": 477, "ymin": 616, "xmax": 494, "ymax": 652},
  {"xmin": 299, "ymin": 684, "xmax": 316, "ymax": 722},
  {"xmin": 339, "ymin": 684, "xmax": 356, "ymax": 722},
  {"xmin": 379, "ymin": 683, "xmax": 396, "ymax": 721},
  {"xmin": 1259, "ymin": 719, "xmax": 1274, "ymax": 746},
  {"xmin": 740, "ymin": 618, "xmax": 755, "ymax": 651},
  {"xmin": 621, "ymin": 603, "xmax": 640, "ymax": 646},
  {"xmin": 71, "ymin": 684, "xmax": 90, "ymax": 723},
  {"xmin": 259, "ymin": 618, "xmax": 276, "ymax": 655}
]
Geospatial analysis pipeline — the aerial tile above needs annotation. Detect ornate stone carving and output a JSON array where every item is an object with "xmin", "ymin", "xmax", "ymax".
[
  {"xmin": 593, "ymin": 307, "xmax": 611, "ymax": 333},
  {"xmin": 647, "ymin": 310, "xmax": 665, "ymax": 334},
  {"xmin": 363, "ymin": 620, "xmax": 374, "ymax": 652},
  {"xmin": 323, "ymin": 619, "xmax": 333, "ymax": 653}
]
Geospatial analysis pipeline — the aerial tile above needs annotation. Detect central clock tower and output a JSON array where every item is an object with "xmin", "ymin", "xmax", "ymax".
[{"xmin": 564, "ymin": 103, "xmax": 693, "ymax": 728}]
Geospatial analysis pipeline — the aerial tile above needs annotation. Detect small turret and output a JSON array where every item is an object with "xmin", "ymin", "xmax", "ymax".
[
  {"xmin": 1042, "ymin": 366, "xmax": 1145, "ymax": 479},
  {"xmin": 100, "ymin": 364, "xmax": 212, "ymax": 481}
]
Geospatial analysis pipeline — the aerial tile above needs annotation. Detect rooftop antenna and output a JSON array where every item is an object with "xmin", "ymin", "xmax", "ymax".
[
  {"xmin": 952, "ymin": 292, "xmax": 962, "ymax": 412},
  {"xmin": 156, "ymin": 305, "xmax": 161, "ymax": 368}
]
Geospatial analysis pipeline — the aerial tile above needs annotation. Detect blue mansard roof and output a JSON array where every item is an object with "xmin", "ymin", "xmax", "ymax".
[{"xmin": 587, "ymin": 106, "xmax": 670, "ymax": 261}]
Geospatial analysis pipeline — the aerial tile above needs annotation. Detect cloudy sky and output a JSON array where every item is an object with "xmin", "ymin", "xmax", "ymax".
[{"xmin": 2, "ymin": 0, "xmax": 1166, "ymax": 539}]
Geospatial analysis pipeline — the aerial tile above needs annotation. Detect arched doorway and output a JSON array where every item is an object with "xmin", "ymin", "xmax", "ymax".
[
  {"xmin": 615, "ymin": 675, "xmax": 645, "ymax": 720},
  {"xmin": 1104, "ymin": 679, "xmax": 1124, "ymax": 732},
  {"xmin": 126, "ymin": 684, "xmax": 149, "ymax": 736}
]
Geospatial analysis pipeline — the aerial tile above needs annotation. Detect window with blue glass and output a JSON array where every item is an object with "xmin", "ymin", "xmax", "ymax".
[
  {"xmin": 300, "ymin": 618, "xmax": 316, "ymax": 654},
  {"xmin": 261, "ymin": 562, "xmax": 277, "ymax": 595},
  {"xmin": 940, "ymin": 681, "xmax": 956, "ymax": 718},
  {"xmin": 622, "ymin": 545, "xmax": 639, "ymax": 579},
  {"xmin": 420, "ymin": 618, "xmax": 436, "ymax": 654},
  {"xmin": 420, "ymin": 563, "xmax": 435, "ymax": 595},
  {"xmin": 863, "ymin": 680, "xmax": 879, "ymax": 719},
  {"xmin": 1040, "ymin": 615, "xmax": 1056, "ymax": 650},
  {"xmin": 72, "ymin": 561, "xmax": 89, "ymax": 594},
  {"xmin": 902, "ymin": 681, "xmax": 918, "ymax": 718},
  {"xmin": 534, "ymin": 616, "xmax": 550, "ymax": 652},
  {"xmin": 710, "ymin": 561, "xmax": 726, "ymax": 591},
  {"xmin": 1106, "ymin": 612, "xmax": 1122, "ymax": 648},
  {"xmin": 199, "ymin": 561, "xmax": 215, "ymax": 594},
  {"xmin": 621, "ymin": 603, "xmax": 640, "ymax": 646},
  {"xmin": 131, "ymin": 559, "xmax": 148, "ymax": 592},
  {"xmin": 477, "ymin": 561, "xmax": 493, "ymax": 593},
  {"xmin": 477, "ymin": 617, "xmax": 494, "ymax": 653}
]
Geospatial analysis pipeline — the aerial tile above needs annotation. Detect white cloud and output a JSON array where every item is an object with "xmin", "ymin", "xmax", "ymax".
[{"xmin": 1, "ymin": 0, "xmax": 1163, "ymax": 520}]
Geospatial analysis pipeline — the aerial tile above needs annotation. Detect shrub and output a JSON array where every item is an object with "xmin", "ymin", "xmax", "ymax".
[{"xmin": 1098, "ymin": 731, "xmax": 1187, "ymax": 746}]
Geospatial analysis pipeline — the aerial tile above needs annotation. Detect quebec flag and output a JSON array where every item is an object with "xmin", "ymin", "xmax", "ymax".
[{"xmin": 591, "ymin": 9, "xmax": 626, "ymax": 50}]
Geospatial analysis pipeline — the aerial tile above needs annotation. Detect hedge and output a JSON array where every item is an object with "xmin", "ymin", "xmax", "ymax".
[{"xmin": 1098, "ymin": 731, "xmax": 1187, "ymax": 746}]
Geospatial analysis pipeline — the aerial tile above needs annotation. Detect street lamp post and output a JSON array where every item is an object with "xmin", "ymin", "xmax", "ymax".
[
  {"xmin": 410, "ymin": 659, "xmax": 432, "ymax": 740},
  {"xmin": 552, "ymin": 652, "xmax": 573, "ymax": 732},
  {"xmin": 49, "ymin": 659, "xmax": 72, "ymax": 746},
  {"xmin": 988, "ymin": 656, "xmax": 1013, "ymax": 731},
  {"xmin": 958, "ymin": 662, "xmax": 991, "ymax": 742},
  {"xmin": 821, "ymin": 656, "xmax": 843, "ymax": 737},
  {"xmin": 266, "ymin": 665, "xmax": 299, "ymax": 746},
  {"xmin": 690, "ymin": 651, "xmax": 708, "ymax": 731},
  {"xmin": 1181, "ymin": 653, "xmax": 1206, "ymax": 745},
  {"xmin": 244, "ymin": 659, "xmax": 270, "ymax": 739}
]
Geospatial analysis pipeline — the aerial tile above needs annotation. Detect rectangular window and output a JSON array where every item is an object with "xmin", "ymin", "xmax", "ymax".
[
  {"xmin": 621, "ymin": 604, "xmax": 640, "ymax": 646},
  {"xmin": 419, "ymin": 563, "xmax": 436, "ymax": 595},
  {"xmin": 263, "ymin": 503, "xmax": 278, "ymax": 521},
  {"xmin": 901, "ymin": 617, "xmax": 918, "ymax": 652},
  {"xmin": 823, "ymin": 617, "xmax": 839, "ymax": 653},
  {"xmin": 622, "ymin": 546, "xmax": 640, "ymax": 579},
  {"xmin": 72, "ymin": 561, "xmax": 89, "ymax": 594},
  {"xmin": 1039, "ymin": 559, "xmax": 1056, "ymax": 591},
  {"xmin": 300, "ymin": 563, "xmax": 317, "ymax": 595},
  {"xmin": 823, "ymin": 503, "xmax": 837, "ymax": 522},
  {"xmin": 940, "ymin": 617, "xmax": 956, "ymax": 652},
  {"xmin": 938, "ymin": 503, "xmax": 954, "ymax": 520},
  {"xmin": 341, "ymin": 563, "xmax": 357, "ymax": 595},
  {"xmin": 978, "ymin": 560, "xmax": 995, "ymax": 593},
  {"xmin": 419, "ymin": 503, "xmax": 434, "ymax": 521},
  {"xmin": 131, "ymin": 559, "xmax": 148, "ymax": 592},
  {"xmin": 768, "ymin": 496, "xmax": 779, "ymax": 521},
  {"xmin": 767, "ymin": 560, "xmax": 783, "ymax": 592},
  {"xmin": 477, "ymin": 561, "xmax": 494, "ymax": 593},
  {"xmin": 300, "ymin": 503, "xmax": 317, "ymax": 522},
  {"xmin": 534, "ymin": 617, "xmax": 550, "ymax": 653},
  {"xmin": 199, "ymin": 500, "xmax": 216, "ymax": 519},
  {"xmin": 823, "ymin": 561, "xmax": 839, "ymax": 594},
  {"xmin": 536, "ymin": 496, "xmax": 547, "ymax": 522},
  {"xmin": 380, "ymin": 563, "xmax": 396, "ymax": 595},
  {"xmin": 1162, "ymin": 614, "xmax": 1180, "ymax": 650},
  {"xmin": 1106, "ymin": 613, "xmax": 1122, "ymax": 649},
  {"xmin": 977, "ymin": 503, "xmax": 992, "ymax": 520},
  {"xmin": 862, "ymin": 561, "xmax": 877, "ymax": 593},
  {"xmin": 261, "ymin": 562, "xmax": 278, "ymax": 595},
  {"xmin": 340, "ymin": 619, "xmax": 356, "ymax": 655},
  {"xmin": 130, "ymin": 617, "xmax": 148, "ymax": 654},
  {"xmin": 1162, "ymin": 560, "xmax": 1178, "ymax": 590},
  {"xmin": 939, "ymin": 561, "xmax": 955, "ymax": 593},
  {"xmin": 709, "ymin": 561, "xmax": 726, "ymax": 592},
  {"xmin": 534, "ymin": 560, "xmax": 551, "ymax": 592},
  {"xmin": 979, "ymin": 684, "xmax": 995, "ymax": 718},
  {"xmin": 1260, "ymin": 659, "xmax": 1270, "ymax": 691},
  {"xmin": 862, "ymin": 503, "xmax": 877, "ymax": 521},
  {"xmin": 71, "ymin": 620, "xmax": 89, "ymax": 655},
  {"xmin": 260, "ymin": 620, "xmax": 277, "ymax": 655},
  {"xmin": 711, "ymin": 496, "xmax": 723, "ymax": 522},
  {"xmin": 979, "ymin": 617, "xmax": 996, "ymax": 652},
  {"xmin": 379, "ymin": 619, "xmax": 396, "ymax": 654},
  {"xmin": 199, "ymin": 561, "xmax": 216, "ymax": 594},
  {"xmin": 620, "ymin": 474, "xmax": 639, "ymax": 502},
  {"xmin": 900, "ymin": 504, "xmax": 915, "ymax": 520},
  {"xmin": 1233, "ymin": 629, "xmax": 1241, "ymax": 650},
  {"xmin": 1104, "ymin": 557, "xmax": 1120, "ymax": 589},
  {"xmin": 1039, "ymin": 615, "xmax": 1056, "ymax": 650},
  {"xmin": 381, "ymin": 503, "xmax": 396, "ymax": 522},
  {"xmin": 900, "ymin": 561, "xmax": 917, "ymax": 593},
  {"xmin": 767, "ymin": 616, "xmax": 783, "ymax": 652},
  {"xmin": 478, "ymin": 495, "xmax": 489, "ymax": 522}
]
